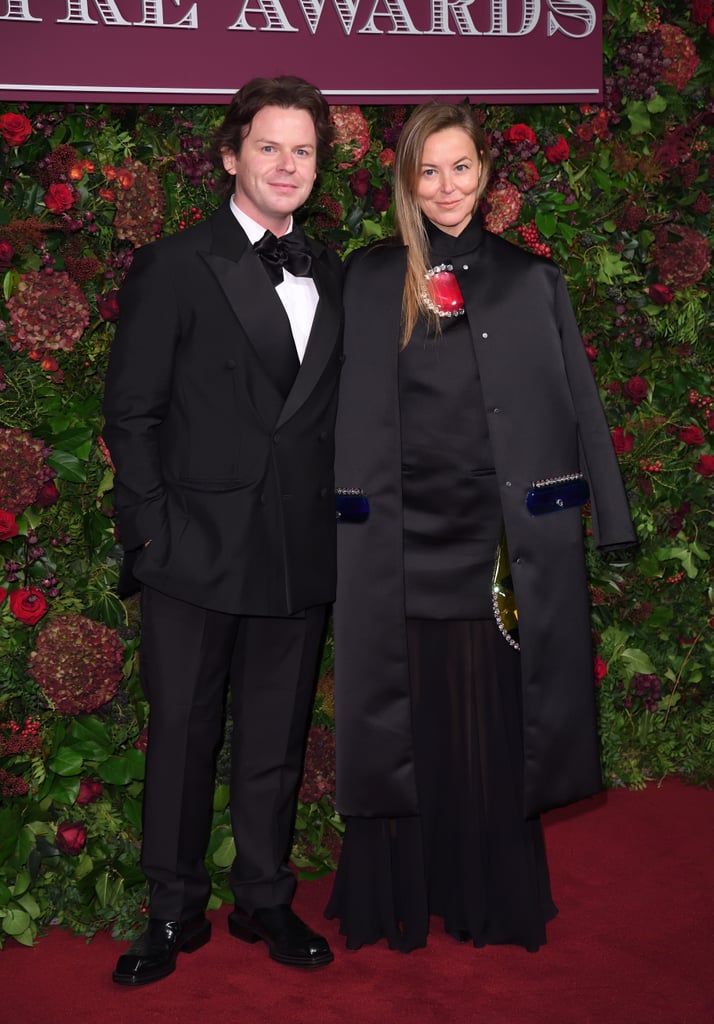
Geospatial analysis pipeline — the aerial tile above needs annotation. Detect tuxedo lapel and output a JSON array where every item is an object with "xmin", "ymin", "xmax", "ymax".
[
  {"xmin": 199, "ymin": 205, "xmax": 299, "ymax": 399},
  {"xmin": 276, "ymin": 241, "xmax": 342, "ymax": 429}
]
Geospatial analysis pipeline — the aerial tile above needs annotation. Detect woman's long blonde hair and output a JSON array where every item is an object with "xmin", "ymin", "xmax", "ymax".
[{"xmin": 394, "ymin": 104, "xmax": 493, "ymax": 347}]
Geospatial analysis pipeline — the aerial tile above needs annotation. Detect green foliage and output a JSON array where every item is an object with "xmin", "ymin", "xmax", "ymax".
[{"xmin": 1, "ymin": 2, "xmax": 712, "ymax": 946}]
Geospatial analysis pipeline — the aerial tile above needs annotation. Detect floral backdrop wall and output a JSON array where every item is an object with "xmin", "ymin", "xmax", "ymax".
[{"xmin": 0, "ymin": 0, "xmax": 712, "ymax": 949}]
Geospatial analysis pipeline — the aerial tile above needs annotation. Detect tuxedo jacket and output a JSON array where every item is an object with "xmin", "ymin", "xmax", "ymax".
[
  {"xmin": 333, "ymin": 222, "xmax": 636, "ymax": 820},
  {"xmin": 103, "ymin": 201, "xmax": 343, "ymax": 616}
]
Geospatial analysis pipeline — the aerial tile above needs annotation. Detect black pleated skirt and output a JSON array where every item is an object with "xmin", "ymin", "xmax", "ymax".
[{"xmin": 325, "ymin": 618, "xmax": 557, "ymax": 953}]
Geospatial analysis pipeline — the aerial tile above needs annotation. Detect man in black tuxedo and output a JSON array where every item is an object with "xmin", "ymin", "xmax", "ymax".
[{"xmin": 104, "ymin": 76, "xmax": 343, "ymax": 985}]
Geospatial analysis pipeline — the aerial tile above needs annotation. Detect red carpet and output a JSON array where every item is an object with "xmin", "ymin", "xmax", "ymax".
[{"xmin": 2, "ymin": 781, "xmax": 712, "ymax": 1024}]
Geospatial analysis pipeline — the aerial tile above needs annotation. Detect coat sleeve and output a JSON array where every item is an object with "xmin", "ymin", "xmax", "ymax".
[
  {"xmin": 102, "ymin": 244, "xmax": 179, "ymax": 552},
  {"xmin": 554, "ymin": 271, "xmax": 637, "ymax": 551}
]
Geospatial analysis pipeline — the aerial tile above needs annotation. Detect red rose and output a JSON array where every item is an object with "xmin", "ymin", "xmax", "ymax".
[
  {"xmin": 0, "ymin": 588, "xmax": 7, "ymax": 603},
  {"xmin": 504, "ymin": 124, "xmax": 537, "ymax": 145},
  {"xmin": 349, "ymin": 168, "xmax": 371, "ymax": 198},
  {"xmin": 691, "ymin": 0, "xmax": 712, "ymax": 25},
  {"xmin": 76, "ymin": 780, "xmax": 103, "ymax": 806},
  {"xmin": 44, "ymin": 183, "xmax": 75, "ymax": 214},
  {"xmin": 0, "ymin": 112, "xmax": 32, "ymax": 147},
  {"xmin": 379, "ymin": 148, "xmax": 395, "ymax": 168},
  {"xmin": 624, "ymin": 376, "xmax": 649, "ymax": 404},
  {"xmin": 34, "ymin": 480, "xmax": 59, "ymax": 508},
  {"xmin": 9, "ymin": 587, "xmax": 48, "ymax": 626},
  {"xmin": 708, "ymin": 15, "xmax": 714, "ymax": 37},
  {"xmin": 648, "ymin": 283, "xmax": 674, "ymax": 305},
  {"xmin": 97, "ymin": 290, "xmax": 120, "ymax": 322},
  {"xmin": 694, "ymin": 454, "xmax": 714, "ymax": 476},
  {"xmin": 544, "ymin": 136, "xmax": 570, "ymax": 163},
  {"xmin": 593, "ymin": 655, "xmax": 608, "ymax": 685},
  {"xmin": 611, "ymin": 427, "xmax": 634, "ymax": 454},
  {"xmin": 56, "ymin": 821, "xmax": 87, "ymax": 856},
  {"xmin": 0, "ymin": 240, "xmax": 14, "ymax": 268},
  {"xmin": 372, "ymin": 186, "xmax": 392, "ymax": 213},
  {"xmin": 0, "ymin": 509, "xmax": 19, "ymax": 541},
  {"xmin": 678, "ymin": 425, "xmax": 704, "ymax": 446}
]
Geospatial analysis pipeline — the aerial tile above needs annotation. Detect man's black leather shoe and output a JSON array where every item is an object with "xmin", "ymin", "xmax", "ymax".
[
  {"xmin": 112, "ymin": 914, "xmax": 211, "ymax": 986},
  {"xmin": 228, "ymin": 905, "xmax": 333, "ymax": 968}
]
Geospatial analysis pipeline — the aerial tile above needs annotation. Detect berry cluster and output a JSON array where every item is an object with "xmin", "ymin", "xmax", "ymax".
[{"xmin": 517, "ymin": 221, "xmax": 552, "ymax": 258}]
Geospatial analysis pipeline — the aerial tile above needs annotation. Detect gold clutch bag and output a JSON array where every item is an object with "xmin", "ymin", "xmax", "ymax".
[{"xmin": 492, "ymin": 528, "xmax": 520, "ymax": 650}]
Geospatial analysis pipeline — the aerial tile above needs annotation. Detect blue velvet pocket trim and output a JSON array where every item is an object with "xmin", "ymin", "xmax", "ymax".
[{"xmin": 525, "ymin": 475, "xmax": 589, "ymax": 516}]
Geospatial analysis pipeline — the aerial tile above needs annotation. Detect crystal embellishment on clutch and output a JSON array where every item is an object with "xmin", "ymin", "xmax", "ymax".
[{"xmin": 422, "ymin": 264, "xmax": 466, "ymax": 318}]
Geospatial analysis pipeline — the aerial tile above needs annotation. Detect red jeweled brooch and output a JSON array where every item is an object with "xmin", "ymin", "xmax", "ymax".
[{"xmin": 422, "ymin": 263, "xmax": 465, "ymax": 319}]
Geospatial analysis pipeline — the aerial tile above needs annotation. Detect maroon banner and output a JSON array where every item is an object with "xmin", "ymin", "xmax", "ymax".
[{"xmin": 0, "ymin": 0, "xmax": 602, "ymax": 105}]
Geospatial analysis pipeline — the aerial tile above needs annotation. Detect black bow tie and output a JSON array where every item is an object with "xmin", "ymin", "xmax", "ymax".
[{"xmin": 253, "ymin": 228, "xmax": 313, "ymax": 286}]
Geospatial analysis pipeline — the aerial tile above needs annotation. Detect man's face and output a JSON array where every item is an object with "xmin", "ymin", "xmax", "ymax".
[{"xmin": 222, "ymin": 105, "xmax": 318, "ymax": 236}]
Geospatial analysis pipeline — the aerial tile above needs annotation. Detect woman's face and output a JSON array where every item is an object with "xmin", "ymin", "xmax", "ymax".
[{"xmin": 415, "ymin": 127, "xmax": 482, "ymax": 237}]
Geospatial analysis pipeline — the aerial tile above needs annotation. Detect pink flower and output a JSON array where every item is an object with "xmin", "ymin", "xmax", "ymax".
[
  {"xmin": 483, "ymin": 181, "xmax": 523, "ymax": 234},
  {"xmin": 330, "ymin": 106, "xmax": 370, "ymax": 169}
]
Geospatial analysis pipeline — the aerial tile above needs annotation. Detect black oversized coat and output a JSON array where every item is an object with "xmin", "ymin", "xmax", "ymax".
[
  {"xmin": 103, "ymin": 202, "xmax": 343, "ymax": 616},
  {"xmin": 333, "ymin": 224, "xmax": 636, "ymax": 820}
]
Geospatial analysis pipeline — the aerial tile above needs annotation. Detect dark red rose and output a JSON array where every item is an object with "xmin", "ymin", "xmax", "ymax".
[
  {"xmin": 709, "ymin": 15, "xmax": 714, "ymax": 37},
  {"xmin": 44, "ymin": 183, "xmax": 75, "ymax": 214},
  {"xmin": 544, "ymin": 136, "xmax": 570, "ymax": 163},
  {"xmin": 97, "ymin": 289, "xmax": 120, "ymax": 322},
  {"xmin": 0, "ymin": 509, "xmax": 19, "ymax": 541},
  {"xmin": 611, "ymin": 427, "xmax": 634, "ymax": 454},
  {"xmin": 0, "ymin": 240, "xmax": 14, "ymax": 268},
  {"xmin": 678, "ymin": 425, "xmax": 704, "ymax": 446},
  {"xmin": 372, "ymin": 186, "xmax": 392, "ymax": 213},
  {"xmin": 593, "ymin": 655, "xmax": 608, "ymax": 685},
  {"xmin": 707, "ymin": 410, "xmax": 714, "ymax": 432},
  {"xmin": 695, "ymin": 454, "xmax": 714, "ymax": 476},
  {"xmin": 624, "ymin": 376, "xmax": 649, "ymax": 404},
  {"xmin": 691, "ymin": 0, "xmax": 712, "ymax": 25},
  {"xmin": 0, "ymin": 588, "xmax": 6, "ymax": 604},
  {"xmin": 9, "ymin": 587, "xmax": 48, "ymax": 626},
  {"xmin": 0, "ymin": 112, "xmax": 32, "ymax": 147},
  {"xmin": 504, "ymin": 124, "xmax": 537, "ymax": 145},
  {"xmin": 648, "ymin": 283, "xmax": 674, "ymax": 305},
  {"xmin": 76, "ymin": 779, "xmax": 103, "ymax": 806},
  {"xmin": 349, "ymin": 168, "xmax": 371, "ymax": 198},
  {"xmin": 34, "ymin": 480, "xmax": 59, "ymax": 508},
  {"xmin": 56, "ymin": 821, "xmax": 87, "ymax": 856}
]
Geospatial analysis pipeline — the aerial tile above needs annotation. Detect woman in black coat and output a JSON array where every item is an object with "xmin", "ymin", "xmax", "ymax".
[{"xmin": 326, "ymin": 103, "xmax": 636, "ymax": 954}]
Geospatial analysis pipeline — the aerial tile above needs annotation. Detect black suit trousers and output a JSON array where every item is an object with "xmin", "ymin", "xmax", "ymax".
[{"xmin": 138, "ymin": 585, "xmax": 327, "ymax": 920}]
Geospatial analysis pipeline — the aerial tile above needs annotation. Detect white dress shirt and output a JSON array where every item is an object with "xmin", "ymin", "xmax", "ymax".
[{"xmin": 230, "ymin": 198, "xmax": 319, "ymax": 363}]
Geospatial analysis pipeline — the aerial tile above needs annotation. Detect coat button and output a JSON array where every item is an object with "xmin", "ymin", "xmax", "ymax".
[
  {"xmin": 491, "ymin": 407, "xmax": 501, "ymax": 414},
  {"xmin": 481, "ymin": 332, "xmax": 488, "ymax": 339},
  {"xmin": 505, "ymin": 480, "xmax": 512, "ymax": 487},
  {"xmin": 273, "ymin": 434, "xmax": 280, "ymax": 445}
]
